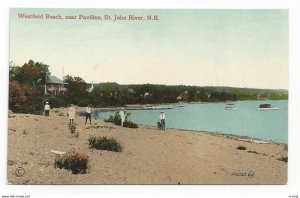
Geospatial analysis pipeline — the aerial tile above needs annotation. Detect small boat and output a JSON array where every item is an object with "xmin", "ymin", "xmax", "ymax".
[
  {"xmin": 225, "ymin": 103, "xmax": 236, "ymax": 110},
  {"xmin": 176, "ymin": 105, "xmax": 186, "ymax": 108},
  {"xmin": 257, "ymin": 104, "xmax": 279, "ymax": 110}
]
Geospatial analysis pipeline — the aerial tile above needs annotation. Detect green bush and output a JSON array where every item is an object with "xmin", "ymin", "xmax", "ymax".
[
  {"xmin": 123, "ymin": 121, "xmax": 138, "ymax": 128},
  {"xmin": 68, "ymin": 123, "xmax": 79, "ymax": 137},
  {"xmin": 54, "ymin": 151, "xmax": 89, "ymax": 174},
  {"xmin": 48, "ymin": 94, "xmax": 67, "ymax": 108},
  {"xmin": 104, "ymin": 111, "xmax": 138, "ymax": 128},
  {"xmin": 78, "ymin": 99, "xmax": 89, "ymax": 107},
  {"xmin": 104, "ymin": 112, "xmax": 121, "ymax": 125},
  {"xmin": 88, "ymin": 136, "xmax": 123, "ymax": 152}
]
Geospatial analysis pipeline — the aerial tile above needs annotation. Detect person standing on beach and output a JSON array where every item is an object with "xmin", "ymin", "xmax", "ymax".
[
  {"xmin": 68, "ymin": 104, "xmax": 76, "ymax": 124},
  {"xmin": 85, "ymin": 105, "xmax": 92, "ymax": 124},
  {"xmin": 44, "ymin": 102, "xmax": 50, "ymax": 116},
  {"xmin": 119, "ymin": 108, "xmax": 125, "ymax": 127},
  {"xmin": 160, "ymin": 112, "xmax": 166, "ymax": 130}
]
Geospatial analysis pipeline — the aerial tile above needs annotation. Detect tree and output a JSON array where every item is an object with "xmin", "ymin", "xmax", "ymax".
[
  {"xmin": 9, "ymin": 81, "xmax": 26, "ymax": 112},
  {"xmin": 32, "ymin": 61, "xmax": 50, "ymax": 84},
  {"xmin": 17, "ymin": 64, "xmax": 39, "ymax": 84},
  {"xmin": 12, "ymin": 60, "xmax": 50, "ymax": 85},
  {"xmin": 9, "ymin": 60, "xmax": 51, "ymax": 113},
  {"xmin": 65, "ymin": 76, "xmax": 89, "ymax": 106}
]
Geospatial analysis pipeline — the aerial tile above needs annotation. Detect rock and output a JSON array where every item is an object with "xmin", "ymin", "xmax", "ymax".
[
  {"xmin": 51, "ymin": 150, "xmax": 66, "ymax": 155},
  {"xmin": 29, "ymin": 150, "xmax": 40, "ymax": 155}
]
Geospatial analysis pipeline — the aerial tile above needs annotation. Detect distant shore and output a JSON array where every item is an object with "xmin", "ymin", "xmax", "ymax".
[{"xmin": 8, "ymin": 108, "xmax": 287, "ymax": 184}]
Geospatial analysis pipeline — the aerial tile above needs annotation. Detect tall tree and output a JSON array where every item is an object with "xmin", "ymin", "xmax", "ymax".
[{"xmin": 65, "ymin": 76, "xmax": 89, "ymax": 105}]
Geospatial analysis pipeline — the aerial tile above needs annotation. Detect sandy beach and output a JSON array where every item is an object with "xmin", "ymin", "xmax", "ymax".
[{"xmin": 7, "ymin": 108, "xmax": 287, "ymax": 184}]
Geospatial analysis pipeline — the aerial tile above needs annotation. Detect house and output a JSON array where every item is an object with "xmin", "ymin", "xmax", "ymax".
[{"xmin": 45, "ymin": 76, "xmax": 68, "ymax": 95}]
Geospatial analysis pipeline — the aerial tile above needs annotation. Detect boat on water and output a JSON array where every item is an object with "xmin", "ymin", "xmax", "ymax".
[
  {"xmin": 225, "ymin": 103, "xmax": 236, "ymax": 110},
  {"xmin": 257, "ymin": 104, "xmax": 279, "ymax": 110}
]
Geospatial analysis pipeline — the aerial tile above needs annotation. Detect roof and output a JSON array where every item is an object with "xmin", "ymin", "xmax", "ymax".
[{"xmin": 47, "ymin": 76, "xmax": 67, "ymax": 84}]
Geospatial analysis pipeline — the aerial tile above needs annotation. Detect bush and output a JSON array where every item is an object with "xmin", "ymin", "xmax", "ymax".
[
  {"xmin": 247, "ymin": 150, "xmax": 258, "ymax": 154},
  {"xmin": 104, "ymin": 112, "xmax": 121, "ymax": 125},
  {"xmin": 236, "ymin": 146, "xmax": 247, "ymax": 150},
  {"xmin": 123, "ymin": 121, "xmax": 138, "ymax": 128},
  {"xmin": 68, "ymin": 123, "xmax": 79, "ymax": 137},
  {"xmin": 104, "ymin": 111, "xmax": 139, "ymax": 128},
  {"xmin": 88, "ymin": 136, "xmax": 123, "ymax": 152},
  {"xmin": 54, "ymin": 151, "xmax": 89, "ymax": 174},
  {"xmin": 48, "ymin": 94, "xmax": 67, "ymax": 108}
]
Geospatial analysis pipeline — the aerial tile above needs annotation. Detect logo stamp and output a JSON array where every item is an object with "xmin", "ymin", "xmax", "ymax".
[{"xmin": 15, "ymin": 167, "xmax": 25, "ymax": 177}]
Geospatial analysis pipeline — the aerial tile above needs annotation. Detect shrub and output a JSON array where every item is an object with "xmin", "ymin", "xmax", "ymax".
[
  {"xmin": 104, "ymin": 112, "xmax": 121, "ymax": 125},
  {"xmin": 247, "ymin": 150, "xmax": 258, "ymax": 154},
  {"xmin": 88, "ymin": 136, "xmax": 123, "ymax": 152},
  {"xmin": 54, "ymin": 151, "xmax": 89, "ymax": 174},
  {"xmin": 68, "ymin": 123, "xmax": 79, "ymax": 137},
  {"xmin": 236, "ymin": 146, "xmax": 247, "ymax": 150},
  {"xmin": 104, "ymin": 111, "xmax": 138, "ymax": 128},
  {"xmin": 123, "ymin": 121, "xmax": 138, "ymax": 128},
  {"xmin": 48, "ymin": 94, "xmax": 67, "ymax": 108}
]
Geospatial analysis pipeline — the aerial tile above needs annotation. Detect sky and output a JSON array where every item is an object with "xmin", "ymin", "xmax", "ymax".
[{"xmin": 9, "ymin": 9, "xmax": 288, "ymax": 89}]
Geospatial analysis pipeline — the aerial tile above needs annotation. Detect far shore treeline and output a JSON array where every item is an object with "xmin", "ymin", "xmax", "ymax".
[{"xmin": 9, "ymin": 60, "xmax": 288, "ymax": 114}]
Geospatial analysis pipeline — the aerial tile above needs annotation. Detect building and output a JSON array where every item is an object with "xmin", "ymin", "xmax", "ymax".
[{"xmin": 45, "ymin": 76, "xmax": 68, "ymax": 95}]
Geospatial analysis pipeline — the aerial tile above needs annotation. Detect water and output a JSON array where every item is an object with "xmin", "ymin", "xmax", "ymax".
[{"xmin": 95, "ymin": 100, "xmax": 288, "ymax": 143}]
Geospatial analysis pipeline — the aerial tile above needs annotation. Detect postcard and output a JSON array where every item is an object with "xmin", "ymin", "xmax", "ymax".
[{"xmin": 8, "ymin": 8, "xmax": 288, "ymax": 184}]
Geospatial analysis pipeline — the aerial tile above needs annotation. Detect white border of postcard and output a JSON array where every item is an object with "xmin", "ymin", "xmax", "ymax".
[{"xmin": 1, "ymin": 0, "xmax": 300, "ymax": 198}]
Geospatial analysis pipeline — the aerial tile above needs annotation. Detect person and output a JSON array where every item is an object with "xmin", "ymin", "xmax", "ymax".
[
  {"xmin": 85, "ymin": 105, "xmax": 92, "ymax": 124},
  {"xmin": 68, "ymin": 104, "xmax": 76, "ymax": 124},
  {"xmin": 119, "ymin": 108, "xmax": 125, "ymax": 127},
  {"xmin": 44, "ymin": 102, "xmax": 50, "ymax": 116},
  {"xmin": 159, "ymin": 112, "xmax": 166, "ymax": 130}
]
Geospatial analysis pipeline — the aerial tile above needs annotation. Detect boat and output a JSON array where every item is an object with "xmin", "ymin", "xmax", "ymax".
[
  {"xmin": 225, "ymin": 103, "xmax": 236, "ymax": 110},
  {"xmin": 176, "ymin": 105, "xmax": 186, "ymax": 108},
  {"xmin": 257, "ymin": 104, "xmax": 279, "ymax": 110}
]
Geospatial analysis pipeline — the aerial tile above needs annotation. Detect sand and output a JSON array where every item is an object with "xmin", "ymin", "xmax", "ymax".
[{"xmin": 7, "ymin": 108, "xmax": 287, "ymax": 184}]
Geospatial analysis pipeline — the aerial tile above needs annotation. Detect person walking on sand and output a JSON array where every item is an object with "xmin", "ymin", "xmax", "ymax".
[
  {"xmin": 119, "ymin": 108, "xmax": 125, "ymax": 127},
  {"xmin": 68, "ymin": 104, "xmax": 76, "ymax": 124},
  {"xmin": 160, "ymin": 112, "xmax": 166, "ymax": 130},
  {"xmin": 44, "ymin": 102, "xmax": 50, "ymax": 116},
  {"xmin": 85, "ymin": 105, "xmax": 92, "ymax": 124}
]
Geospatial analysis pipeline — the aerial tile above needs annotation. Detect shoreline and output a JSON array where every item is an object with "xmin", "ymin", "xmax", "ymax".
[
  {"xmin": 7, "ymin": 109, "xmax": 288, "ymax": 184},
  {"xmin": 68, "ymin": 99, "xmax": 288, "ymax": 112},
  {"xmin": 69, "ymin": 104, "xmax": 287, "ymax": 145}
]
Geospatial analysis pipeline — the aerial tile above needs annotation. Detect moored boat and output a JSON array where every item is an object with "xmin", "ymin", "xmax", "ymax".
[
  {"xmin": 257, "ymin": 104, "xmax": 279, "ymax": 110},
  {"xmin": 225, "ymin": 103, "xmax": 236, "ymax": 110}
]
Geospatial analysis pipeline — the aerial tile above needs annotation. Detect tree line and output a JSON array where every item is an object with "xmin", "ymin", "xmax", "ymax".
[{"xmin": 9, "ymin": 60, "xmax": 288, "ymax": 114}]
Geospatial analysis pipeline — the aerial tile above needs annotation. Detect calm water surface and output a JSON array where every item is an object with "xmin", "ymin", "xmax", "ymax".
[{"xmin": 95, "ymin": 100, "xmax": 288, "ymax": 143}]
